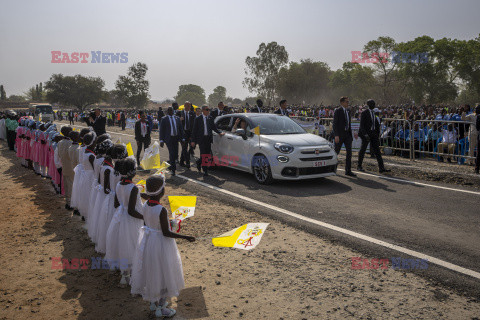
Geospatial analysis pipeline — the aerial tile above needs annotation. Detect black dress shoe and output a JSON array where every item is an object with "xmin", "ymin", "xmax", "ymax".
[
  {"xmin": 345, "ymin": 171, "xmax": 356, "ymax": 177},
  {"xmin": 203, "ymin": 172, "xmax": 209, "ymax": 177},
  {"xmin": 357, "ymin": 166, "xmax": 365, "ymax": 172},
  {"xmin": 379, "ymin": 168, "xmax": 391, "ymax": 173},
  {"xmin": 73, "ymin": 209, "xmax": 80, "ymax": 216},
  {"xmin": 179, "ymin": 162, "xmax": 186, "ymax": 167}
]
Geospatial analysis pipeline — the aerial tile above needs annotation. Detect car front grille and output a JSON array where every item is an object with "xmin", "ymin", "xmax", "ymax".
[{"xmin": 300, "ymin": 149, "xmax": 330, "ymax": 155}]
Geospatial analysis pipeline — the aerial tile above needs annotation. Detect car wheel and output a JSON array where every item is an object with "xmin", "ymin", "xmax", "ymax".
[{"xmin": 252, "ymin": 154, "xmax": 273, "ymax": 184}]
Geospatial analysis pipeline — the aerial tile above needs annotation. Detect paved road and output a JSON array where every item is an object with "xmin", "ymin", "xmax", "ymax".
[{"xmin": 66, "ymin": 122, "xmax": 480, "ymax": 293}]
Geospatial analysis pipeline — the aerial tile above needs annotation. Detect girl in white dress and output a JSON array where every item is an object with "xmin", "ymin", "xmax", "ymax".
[
  {"xmin": 87, "ymin": 135, "xmax": 113, "ymax": 241},
  {"xmin": 77, "ymin": 132, "xmax": 97, "ymax": 220},
  {"xmin": 131, "ymin": 174, "xmax": 195, "ymax": 318},
  {"xmin": 95, "ymin": 144, "xmax": 128, "ymax": 254},
  {"xmin": 71, "ymin": 128, "xmax": 91, "ymax": 214},
  {"xmin": 105, "ymin": 158, "xmax": 145, "ymax": 285}
]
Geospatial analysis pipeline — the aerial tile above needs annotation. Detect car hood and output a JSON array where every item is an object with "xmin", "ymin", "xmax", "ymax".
[{"xmin": 260, "ymin": 133, "xmax": 329, "ymax": 146}]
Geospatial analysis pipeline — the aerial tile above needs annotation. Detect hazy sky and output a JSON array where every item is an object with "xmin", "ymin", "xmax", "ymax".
[{"xmin": 1, "ymin": 0, "xmax": 479, "ymax": 101}]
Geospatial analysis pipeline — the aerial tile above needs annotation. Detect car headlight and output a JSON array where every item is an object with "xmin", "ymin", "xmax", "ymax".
[{"xmin": 274, "ymin": 143, "xmax": 294, "ymax": 154}]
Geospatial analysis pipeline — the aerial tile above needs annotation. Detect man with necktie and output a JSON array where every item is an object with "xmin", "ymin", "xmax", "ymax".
[
  {"xmin": 191, "ymin": 105, "xmax": 225, "ymax": 176},
  {"xmin": 211, "ymin": 101, "xmax": 226, "ymax": 120},
  {"xmin": 274, "ymin": 99, "xmax": 289, "ymax": 116},
  {"xmin": 160, "ymin": 106, "xmax": 185, "ymax": 176},
  {"xmin": 357, "ymin": 99, "xmax": 391, "ymax": 173},
  {"xmin": 250, "ymin": 99, "xmax": 263, "ymax": 113},
  {"xmin": 134, "ymin": 111, "xmax": 151, "ymax": 166},
  {"xmin": 179, "ymin": 101, "xmax": 196, "ymax": 168},
  {"xmin": 333, "ymin": 96, "xmax": 355, "ymax": 176}
]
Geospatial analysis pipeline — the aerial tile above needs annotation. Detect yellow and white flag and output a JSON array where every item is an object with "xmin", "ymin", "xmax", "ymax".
[
  {"xmin": 250, "ymin": 126, "xmax": 260, "ymax": 135},
  {"xmin": 168, "ymin": 196, "xmax": 197, "ymax": 221},
  {"xmin": 136, "ymin": 179, "xmax": 146, "ymax": 193},
  {"xmin": 154, "ymin": 161, "xmax": 170, "ymax": 175},
  {"xmin": 140, "ymin": 141, "xmax": 161, "ymax": 170},
  {"xmin": 212, "ymin": 223, "xmax": 269, "ymax": 250},
  {"xmin": 126, "ymin": 142, "xmax": 134, "ymax": 157}
]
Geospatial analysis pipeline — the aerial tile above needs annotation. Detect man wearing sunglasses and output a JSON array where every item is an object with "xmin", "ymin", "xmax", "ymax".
[{"xmin": 191, "ymin": 105, "xmax": 225, "ymax": 176}]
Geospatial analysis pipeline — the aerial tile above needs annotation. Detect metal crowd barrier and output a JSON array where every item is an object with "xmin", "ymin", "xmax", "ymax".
[{"xmin": 291, "ymin": 115, "xmax": 477, "ymax": 164}]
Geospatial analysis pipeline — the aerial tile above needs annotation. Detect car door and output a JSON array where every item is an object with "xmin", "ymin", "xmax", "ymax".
[
  {"xmin": 212, "ymin": 116, "xmax": 232, "ymax": 161},
  {"xmin": 227, "ymin": 117, "xmax": 254, "ymax": 171}
]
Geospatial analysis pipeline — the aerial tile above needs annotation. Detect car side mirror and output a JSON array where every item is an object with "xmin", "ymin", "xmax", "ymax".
[{"xmin": 235, "ymin": 128, "xmax": 247, "ymax": 140}]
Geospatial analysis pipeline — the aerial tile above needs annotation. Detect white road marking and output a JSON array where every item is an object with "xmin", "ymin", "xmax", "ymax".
[
  {"xmin": 66, "ymin": 122, "xmax": 480, "ymax": 279},
  {"xmin": 177, "ymin": 174, "xmax": 480, "ymax": 280},
  {"xmin": 337, "ymin": 168, "xmax": 480, "ymax": 196}
]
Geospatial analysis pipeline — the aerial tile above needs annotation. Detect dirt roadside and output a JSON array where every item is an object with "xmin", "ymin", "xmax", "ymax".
[{"xmin": 0, "ymin": 142, "xmax": 479, "ymax": 319}]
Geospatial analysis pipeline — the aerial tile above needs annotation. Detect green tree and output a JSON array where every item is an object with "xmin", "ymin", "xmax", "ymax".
[
  {"xmin": 455, "ymin": 34, "xmax": 480, "ymax": 97},
  {"xmin": 8, "ymin": 94, "xmax": 26, "ymax": 102},
  {"xmin": 395, "ymin": 36, "xmax": 459, "ymax": 103},
  {"xmin": 175, "ymin": 84, "xmax": 206, "ymax": 106},
  {"xmin": 329, "ymin": 62, "xmax": 377, "ymax": 104},
  {"xmin": 0, "ymin": 85, "xmax": 6, "ymax": 100},
  {"xmin": 207, "ymin": 86, "xmax": 227, "ymax": 106},
  {"xmin": 45, "ymin": 74, "xmax": 105, "ymax": 111},
  {"xmin": 243, "ymin": 41, "xmax": 289, "ymax": 105},
  {"xmin": 363, "ymin": 36, "xmax": 399, "ymax": 104},
  {"xmin": 277, "ymin": 59, "xmax": 332, "ymax": 105},
  {"xmin": 115, "ymin": 62, "xmax": 150, "ymax": 108}
]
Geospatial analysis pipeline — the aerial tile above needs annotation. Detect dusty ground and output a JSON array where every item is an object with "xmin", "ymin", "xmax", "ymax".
[{"xmin": 1, "ymin": 142, "xmax": 480, "ymax": 319}]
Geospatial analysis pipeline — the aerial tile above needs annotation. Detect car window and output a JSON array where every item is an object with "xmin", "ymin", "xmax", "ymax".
[{"xmin": 216, "ymin": 116, "xmax": 231, "ymax": 131}]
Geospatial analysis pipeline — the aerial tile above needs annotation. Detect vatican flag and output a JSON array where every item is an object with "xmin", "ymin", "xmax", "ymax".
[
  {"xmin": 212, "ymin": 223, "xmax": 269, "ymax": 250},
  {"xmin": 168, "ymin": 196, "xmax": 197, "ymax": 221},
  {"xmin": 136, "ymin": 179, "xmax": 146, "ymax": 193},
  {"xmin": 251, "ymin": 126, "xmax": 260, "ymax": 135},
  {"xmin": 140, "ymin": 141, "xmax": 161, "ymax": 170},
  {"xmin": 126, "ymin": 142, "xmax": 134, "ymax": 157}
]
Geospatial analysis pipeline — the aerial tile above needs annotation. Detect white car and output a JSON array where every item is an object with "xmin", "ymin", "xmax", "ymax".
[{"xmin": 211, "ymin": 113, "xmax": 338, "ymax": 184}]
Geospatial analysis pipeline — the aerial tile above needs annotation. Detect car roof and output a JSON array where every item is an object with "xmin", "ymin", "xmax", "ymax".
[{"xmin": 219, "ymin": 113, "xmax": 279, "ymax": 118}]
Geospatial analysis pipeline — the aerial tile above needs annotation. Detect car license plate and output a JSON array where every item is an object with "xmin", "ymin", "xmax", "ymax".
[{"xmin": 313, "ymin": 161, "xmax": 326, "ymax": 167}]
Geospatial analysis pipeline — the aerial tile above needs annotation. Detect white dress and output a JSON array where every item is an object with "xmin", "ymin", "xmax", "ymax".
[
  {"xmin": 78, "ymin": 149, "xmax": 95, "ymax": 218},
  {"xmin": 130, "ymin": 203, "xmax": 185, "ymax": 302},
  {"xmin": 105, "ymin": 182, "xmax": 144, "ymax": 268},
  {"xmin": 0, "ymin": 119, "xmax": 6, "ymax": 140},
  {"xmin": 95, "ymin": 168, "xmax": 121, "ymax": 254},
  {"xmin": 71, "ymin": 146, "xmax": 86, "ymax": 209},
  {"xmin": 87, "ymin": 157, "xmax": 105, "ymax": 240}
]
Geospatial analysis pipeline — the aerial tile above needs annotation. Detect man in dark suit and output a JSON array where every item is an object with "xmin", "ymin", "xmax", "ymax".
[
  {"xmin": 85, "ymin": 108, "xmax": 106, "ymax": 136},
  {"xmin": 357, "ymin": 99, "xmax": 391, "ymax": 173},
  {"xmin": 250, "ymin": 99, "xmax": 263, "ymax": 113},
  {"xmin": 134, "ymin": 111, "xmax": 151, "ymax": 166},
  {"xmin": 274, "ymin": 99, "xmax": 289, "ymax": 116},
  {"xmin": 333, "ymin": 96, "xmax": 355, "ymax": 176},
  {"xmin": 120, "ymin": 112, "xmax": 126, "ymax": 130},
  {"xmin": 211, "ymin": 101, "xmax": 226, "ymax": 120},
  {"xmin": 191, "ymin": 105, "xmax": 225, "ymax": 176},
  {"xmin": 157, "ymin": 107, "xmax": 165, "ymax": 121},
  {"xmin": 160, "ymin": 106, "xmax": 184, "ymax": 176},
  {"xmin": 179, "ymin": 101, "xmax": 196, "ymax": 168}
]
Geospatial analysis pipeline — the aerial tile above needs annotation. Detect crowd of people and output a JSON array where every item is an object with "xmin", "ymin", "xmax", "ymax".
[
  {"xmin": 3, "ymin": 98, "xmax": 480, "ymax": 175},
  {"xmin": 0, "ymin": 114, "xmax": 195, "ymax": 318}
]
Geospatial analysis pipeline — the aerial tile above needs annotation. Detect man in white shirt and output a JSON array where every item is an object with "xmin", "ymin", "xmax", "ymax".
[{"xmin": 438, "ymin": 124, "xmax": 457, "ymax": 162}]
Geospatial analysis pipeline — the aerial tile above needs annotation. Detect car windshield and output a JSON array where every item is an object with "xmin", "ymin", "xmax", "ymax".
[
  {"xmin": 36, "ymin": 106, "xmax": 53, "ymax": 114},
  {"xmin": 249, "ymin": 116, "xmax": 306, "ymax": 135}
]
